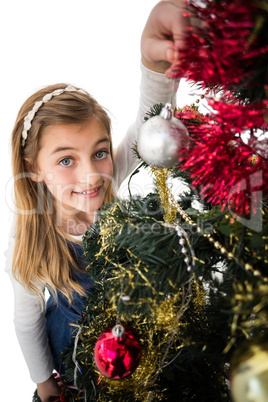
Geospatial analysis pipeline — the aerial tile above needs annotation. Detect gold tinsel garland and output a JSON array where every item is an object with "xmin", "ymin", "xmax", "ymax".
[{"xmin": 151, "ymin": 167, "xmax": 177, "ymax": 224}]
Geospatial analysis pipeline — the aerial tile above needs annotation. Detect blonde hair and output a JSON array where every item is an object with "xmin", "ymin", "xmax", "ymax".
[{"xmin": 11, "ymin": 83, "xmax": 115, "ymax": 304}]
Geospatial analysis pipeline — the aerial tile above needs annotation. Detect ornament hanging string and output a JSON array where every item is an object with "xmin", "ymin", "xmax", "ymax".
[
  {"xmin": 71, "ymin": 323, "xmax": 83, "ymax": 387},
  {"xmin": 169, "ymin": 77, "xmax": 179, "ymax": 109},
  {"xmin": 69, "ymin": 323, "xmax": 90, "ymax": 401}
]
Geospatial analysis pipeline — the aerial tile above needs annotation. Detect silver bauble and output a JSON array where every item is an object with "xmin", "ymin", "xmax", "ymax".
[{"xmin": 137, "ymin": 103, "xmax": 189, "ymax": 168}]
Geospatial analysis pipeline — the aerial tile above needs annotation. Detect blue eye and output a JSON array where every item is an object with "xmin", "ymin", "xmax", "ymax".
[
  {"xmin": 95, "ymin": 150, "xmax": 108, "ymax": 159},
  {"xmin": 59, "ymin": 158, "xmax": 73, "ymax": 167}
]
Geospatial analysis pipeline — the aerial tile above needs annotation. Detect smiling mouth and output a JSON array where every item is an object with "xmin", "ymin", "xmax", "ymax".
[
  {"xmin": 81, "ymin": 189, "xmax": 99, "ymax": 194},
  {"xmin": 74, "ymin": 186, "xmax": 101, "ymax": 195}
]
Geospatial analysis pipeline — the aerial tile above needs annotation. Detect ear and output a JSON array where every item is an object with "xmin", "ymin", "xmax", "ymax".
[{"xmin": 24, "ymin": 158, "xmax": 43, "ymax": 182}]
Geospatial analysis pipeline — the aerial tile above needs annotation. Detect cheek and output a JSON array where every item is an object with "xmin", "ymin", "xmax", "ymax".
[
  {"xmin": 103, "ymin": 159, "xmax": 113, "ymax": 181},
  {"xmin": 108, "ymin": 161, "xmax": 114, "ymax": 177},
  {"xmin": 44, "ymin": 170, "xmax": 75, "ymax": 196},
  {"xmin": 48, "ymin": 169, "xmax": 74, "ymax": 185}
]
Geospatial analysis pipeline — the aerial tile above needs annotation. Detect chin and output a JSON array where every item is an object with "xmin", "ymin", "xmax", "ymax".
[{"xmin": 79, "ymin": 199, "xmax": 104, "ymax": 214}]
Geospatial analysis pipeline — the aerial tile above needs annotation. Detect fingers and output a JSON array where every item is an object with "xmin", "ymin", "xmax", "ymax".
[
  {"xmin": 141, "ymin": 1, "xmax": 191, "ymax": 72},
  {"xmin": 142, "ymin": 37, "xmax": 176, "ymax": 63},
  {"xmin": 47, "ymin": 396, "xmax": 61, "ymax": 402},
  {"xmin": 47, "ymin": 393, "xmax": 66, "ymax": 402},
  {"xmin": 52, "ymin": 372, "xmax": 64, "ymax": 390}
]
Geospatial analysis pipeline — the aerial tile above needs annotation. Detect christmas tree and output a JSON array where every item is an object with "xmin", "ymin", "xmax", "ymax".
[{"xmin": 35, "ymin": 1, "xmax": 268, "ymax": 400}]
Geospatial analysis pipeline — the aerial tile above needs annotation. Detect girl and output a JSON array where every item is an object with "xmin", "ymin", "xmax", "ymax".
[{"xmin": 6, "ymin": 1, "xmax": 189, "ymax": 400}]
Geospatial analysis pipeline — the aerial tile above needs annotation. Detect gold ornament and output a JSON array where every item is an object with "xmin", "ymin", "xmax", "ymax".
[{"xmin": 231, "ymin": 342, "xmax": 268, "ymax": 402}]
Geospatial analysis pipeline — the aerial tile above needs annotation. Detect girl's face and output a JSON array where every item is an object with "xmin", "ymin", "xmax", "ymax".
[{"xmin": 35, "ymin": 118, "xmax": 113, "ymax": 229}]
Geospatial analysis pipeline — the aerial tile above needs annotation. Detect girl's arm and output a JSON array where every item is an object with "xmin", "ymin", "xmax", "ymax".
[
  {"xmin": 5, "ymin": 233, "xmax": 55, "ymax": 388},
  {"xmin": 113, "ymin": 1, "xmax": 188, "ymax": 187},
  {"xmin": 6, "ymin": 262, "xmax": 54, "ymax": 384},
  {"xmin": 113, "ymin": 63, "xmax": 177, "ymax": 188}
]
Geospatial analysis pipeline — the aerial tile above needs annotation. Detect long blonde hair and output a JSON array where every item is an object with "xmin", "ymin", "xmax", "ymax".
[{"xmin": 11, "ymin": 83, "xmax": 115, "ymax": 304}]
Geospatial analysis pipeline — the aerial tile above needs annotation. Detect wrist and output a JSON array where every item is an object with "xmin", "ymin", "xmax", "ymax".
[{"xmin": 141, "ymin": 56, "xmax": 171, "ymax": 74}]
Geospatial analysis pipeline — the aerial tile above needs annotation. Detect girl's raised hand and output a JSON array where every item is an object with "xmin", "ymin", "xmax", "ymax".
[{"xmin": 141, "ymin": 0, "xmax": 190, "ymax": 74}]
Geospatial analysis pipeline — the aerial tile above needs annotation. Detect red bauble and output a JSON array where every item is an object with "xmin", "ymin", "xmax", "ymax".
[{"xmin": 94, "ymin": 324, "xmax": 142, "ymax": 380}]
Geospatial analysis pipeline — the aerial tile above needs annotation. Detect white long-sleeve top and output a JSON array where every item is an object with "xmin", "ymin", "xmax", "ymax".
[{"xmin": 5, "ymin": 64, "xmax": 177, "ymax": 384}]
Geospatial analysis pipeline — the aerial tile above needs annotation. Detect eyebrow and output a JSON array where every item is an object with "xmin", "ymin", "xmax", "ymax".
[{"xmin": 50, "ymin": 137, "xmax": 110, "ymax": 156}]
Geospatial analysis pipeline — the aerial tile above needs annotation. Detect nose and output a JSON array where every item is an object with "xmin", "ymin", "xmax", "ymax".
[{"xmin": 77, "ymin": 159, "xmax": 102, "ymax": 187}]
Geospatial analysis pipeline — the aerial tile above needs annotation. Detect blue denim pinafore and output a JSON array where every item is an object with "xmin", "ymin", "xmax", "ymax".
[{"xmin": 45, "ymin": 241, "xmax": 93, "ymax": 373}]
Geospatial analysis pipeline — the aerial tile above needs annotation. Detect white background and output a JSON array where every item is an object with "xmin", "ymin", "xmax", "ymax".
[{"xmin": 0, "ymin": 0, "xmax": 197, "ymax": 399}]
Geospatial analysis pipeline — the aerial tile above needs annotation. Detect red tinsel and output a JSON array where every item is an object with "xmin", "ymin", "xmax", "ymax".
[
  {"xmin": 177, "ymin": 101, "xmax": 268, "ymax": 216},
  {"xmin": 166, "ymin": 0, "xmax": 268, "ymax": 217},
  {"xmin": 60, "ymin": 392, "xmax": 67, "ymax": 402},
  {"xmin": 167, "ymin": 0, "xmax": 267, "ymax": 94}
]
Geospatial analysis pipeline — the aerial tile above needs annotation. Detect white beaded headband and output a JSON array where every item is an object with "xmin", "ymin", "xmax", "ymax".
[{"xmin": 21, "ymin": 84, "xmax": 87, "ymax": 147}]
